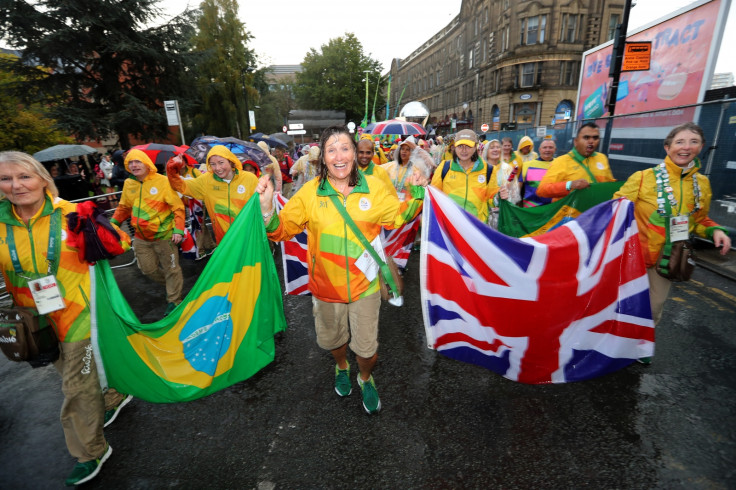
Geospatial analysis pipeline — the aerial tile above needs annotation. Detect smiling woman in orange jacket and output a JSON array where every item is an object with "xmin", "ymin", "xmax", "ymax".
[
  {"xmin": 0, "ymin": 151, "xmax": 132, "ymax": 486},
  {"xmin": 614, "ymin": 123, "xmax": 730, "ymax": 333},
  {"xmin": 256, "ymin": 125, "xmax": 429, "ymax": 416}
]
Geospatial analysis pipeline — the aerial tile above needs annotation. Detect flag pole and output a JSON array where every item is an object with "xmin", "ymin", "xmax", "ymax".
[
  {"xmin": 361, "ymin": 70, "xmax": 370, "ymax": 127},
  {"xmin": 370, "ymin": 73, "xmax": 379, "ymax": 124},
  {"xmin": 394, "ymin": 82, "xmax": 408, "ymax": 119},
  {"xmin": 385, "ymin": 74, "xmax": 391, "ymax": 120}
]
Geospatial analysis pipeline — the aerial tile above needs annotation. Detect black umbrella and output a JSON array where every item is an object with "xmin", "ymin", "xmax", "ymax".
[{"xmin": 185, "ymin": 136, "xmax": 271, "ymax": 170}]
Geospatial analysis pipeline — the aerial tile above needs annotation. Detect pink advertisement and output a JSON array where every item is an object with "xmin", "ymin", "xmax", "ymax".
[{"xmin": 576, "ymin": 0, "xmax": 722, "ymax": 128}]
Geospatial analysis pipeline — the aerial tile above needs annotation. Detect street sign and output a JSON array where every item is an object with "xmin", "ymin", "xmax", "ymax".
[
  {"xmin": 282, "ymin": 125, "xmax": 287, "ymax": 133},
  {"xmin": 164, "ymin": 100, "xmax": 179, "ymax": 126},
  {"xmin": 480, "ymin": 123, "xmax": 489, "ymax": 132},
  {"xmin": 621, "ymin": 42, "xmax": 652, "ymax": 72},
  {"xmin": 536, "ymin": 126, "xmax": 547, "ymax": 138},
  {"xmin": 287, "ymin": 130, "xmax": 307, "ymax": 135},
  {"xmin": 289, "ymin": 123, "xmax": 304, "ymax": 130}
]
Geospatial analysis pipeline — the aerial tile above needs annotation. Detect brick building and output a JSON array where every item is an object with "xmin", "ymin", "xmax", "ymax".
[{"xmin": 387, "ymin": 0, "xmax": 625, "ymax": 134}]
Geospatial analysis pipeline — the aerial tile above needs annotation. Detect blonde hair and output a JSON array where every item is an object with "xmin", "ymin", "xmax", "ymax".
[{"xmin": 0, "ymin": 151, "xmax": 59, "ymax": 199}]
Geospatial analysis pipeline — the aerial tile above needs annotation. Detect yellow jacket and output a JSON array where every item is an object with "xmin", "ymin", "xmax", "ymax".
[
  {"xmin": 111, "ymin": 149, "xmax": 185, "ymax": 241},
  {"xmin": 167, "ymin": 146, "xmax": 259, "ymax": 243},
  {"xmin": 0, "ymin": 194, "xmax": 131, "ymax": 342},
  {"xmin": 613, "ymin": 156, "xmax": 725, "ymax": 268},
  {"xmin": 430, "ymin": 158, "xmax": 494, "ymax": 222},
  {"xmin": 537, "ymin": 149, "xmax": 615, "ymax": 200},
  {"xmin": 266, "ymin": 174, "xmax": 424, "ymax": 303},
  {"xmin": 359, "ymin": 162, "xmax": 394, "ymax": 193}
]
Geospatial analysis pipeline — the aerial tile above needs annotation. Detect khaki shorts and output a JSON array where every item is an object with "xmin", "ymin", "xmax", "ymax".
[{"xmin": 312, "ymin": 293, "xmax": 381, "ymax": 358}]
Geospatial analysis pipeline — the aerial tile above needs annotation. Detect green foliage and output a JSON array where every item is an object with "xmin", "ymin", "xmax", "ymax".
[
  {"xmin": 188, "ymin": 0, "xmax": 258, "ymax": 138},
  {"xmin": 0, "ymin": 0, "xmax": 198, "ymax": 149},
  {"xmin": 294, "ymin": 33, "xmax": 384, "ymax": 123},
  {"xmin": 255, "ymin": 83, "xmax": 295, "ymax": 134},
  {"xmin": 0, "ymin": 53, "xmax": 73, "ymax": 153}
]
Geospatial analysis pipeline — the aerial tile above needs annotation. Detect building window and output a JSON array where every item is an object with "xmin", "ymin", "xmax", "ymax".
[
  {"xmin": 501, "ymin": 25, "xmax": 510, "ymax": 51},
  {"xmin": 519, "ymin": 62, "xmax": 543, "ymax": 88},
  {"xmin": 559, "ymin": 61, "xmax": 579, "ymax": 86},
  {"xmin": 494, "ymin": 69, "xmax": 501, "ymax": 92},
  {"xmin": 608, "ymin": 14, "xmax": 620, "ymax": 41},
  {"xmin": 561, "ymin": 14, "xmax": 579, "ymax": 43},
  {"xmin": 468, "ymin": 49, "xmax": 474, "ymax": 69},
  {"xmin": 520, "ymin": 15, "xmax": 547, "ymax": 45}
]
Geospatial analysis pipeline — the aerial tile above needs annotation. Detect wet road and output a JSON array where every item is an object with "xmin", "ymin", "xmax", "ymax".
[{"xmin": 1, "ymin": 249, "xmax": 735, "ymax": 489}]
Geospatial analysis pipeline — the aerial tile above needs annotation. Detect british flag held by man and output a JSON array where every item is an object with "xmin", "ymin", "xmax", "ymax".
[
  {"xmin": 274, "ymin": 193, "xmax": 310, "ymax": 295},
  {"xmin": 420, "ymin": 186, "xmax": 654, "ymax": 384}
]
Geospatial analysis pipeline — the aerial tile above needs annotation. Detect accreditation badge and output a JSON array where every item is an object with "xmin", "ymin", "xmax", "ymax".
[
  {"xmin": 28, "ymin": 275, "xmax": 66, "ymax": 315},
  {"xmin": 669, "ymin": 215, "xmax": 689, "ymax": 242}
]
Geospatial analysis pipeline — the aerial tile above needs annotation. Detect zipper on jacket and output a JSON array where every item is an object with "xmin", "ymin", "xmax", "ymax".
[
  {"xmin": 26, "ymin": 220, "xmax": 40, "ymax": 274},
  {"xmin": 135, "ymin": 183, "xmax": 145, "ymax": 239}
]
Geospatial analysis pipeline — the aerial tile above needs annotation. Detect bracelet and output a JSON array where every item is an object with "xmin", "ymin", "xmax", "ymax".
[
  {"xmin": 262, "ymin": 209, "xmax": 274, "ymax": 221},
  {"xmin": 565, "ymin": 181, "xmax": 572, "ymax": 191}
]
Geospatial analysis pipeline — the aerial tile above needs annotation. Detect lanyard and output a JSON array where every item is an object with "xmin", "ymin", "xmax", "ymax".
[
  {"xmin": 393, "ymin": 162, "xmax": 413, "ymax": 191},
  {"xmin": 6, "ymin": 208, "xmax": 62, "ymax": 278},
  {"xmin": 653, "ymin": 162, "xmax": 701, "ymax": 217},
  {"xmin": 569, "ymin": 149, "xmax": 597, "ymax": 183}
]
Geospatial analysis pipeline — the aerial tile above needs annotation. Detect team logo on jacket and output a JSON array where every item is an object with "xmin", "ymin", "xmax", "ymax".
[
  {"xmin": 359, "ymin": 197, "xmax": 371, "ymax": 211},
  {"xmin": 61, "ymin": 229, "xmax": 67, "ymax": 241},
  {"xmin": 237, "ymin": 185, "xmax": 245, "ymax": 194},
  {"xmin": 478, "ymin": 175, "xmax": 486, "ymax": 183},
  {"xmin": 596, "ymin": 161, "xmax": 605, "ymax": 170},
  {"xmin": 150, "ymin": 187, "xmax": 159, "ymax": 195}
]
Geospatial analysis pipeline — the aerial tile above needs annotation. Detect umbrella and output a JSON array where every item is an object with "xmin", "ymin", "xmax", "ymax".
[
  {"xmin": 185, "ymin": 136, "xmax": 272, "ymax": 170},
  {"xmin": 33, "ymin": 144, "xmax": 99, "ymax": 163},
  {"xmin": 370, "ymin": 119, "xmax": 426, "ymax": 136},
  {"xmin": 129, "ymin": 143, "xmax": 195, "ymax": 174},
  {"xmin": 249, "ymin": 132, "xmax": 288, "ymax": 149},
  {"xmin": 268, "ymin": 133, "xmax": 292, "ymax": 146}
]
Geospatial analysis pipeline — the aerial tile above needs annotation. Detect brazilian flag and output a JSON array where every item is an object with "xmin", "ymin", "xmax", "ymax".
[
  {"xmin": 91, "ymin": 196, "xmax": 287, "ymax": 403},
  {"xmin": 498, "ymin": 182, "xmax": 624, "ymax": 238}
]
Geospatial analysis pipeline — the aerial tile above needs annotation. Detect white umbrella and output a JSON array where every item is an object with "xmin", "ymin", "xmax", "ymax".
[{"xmin": 33, "ymin": 144, "xmax": 99, "ymax": 162}]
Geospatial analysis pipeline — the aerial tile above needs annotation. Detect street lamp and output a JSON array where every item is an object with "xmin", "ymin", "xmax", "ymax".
[{"xmin": 241, "ymin": 66, "xmax": 255, "ymax": 137}]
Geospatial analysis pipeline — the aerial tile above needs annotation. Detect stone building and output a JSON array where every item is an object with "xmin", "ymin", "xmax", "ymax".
[{"xmin": 387, "ymin": 0, "xmax": 625, "ymax": 134}]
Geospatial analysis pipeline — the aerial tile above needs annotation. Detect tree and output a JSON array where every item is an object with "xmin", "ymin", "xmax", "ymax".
[
  {"xmin": 0, "ymin": 0, "xmax": 197, "ymax": 149},
  {"xmin": 188, "ymin": 0, "xmax": 258, "ymax": 138},
  {"xmin": 255, "ymin": 83, "xmax": 296, "ymax": 135},
  {"xmin": 294, "ymin": 33, "xmax": 384, "ymax": 123},
  {"xmin": 0, "ymin": 53, "xmax": 73, "ymax": 153}
]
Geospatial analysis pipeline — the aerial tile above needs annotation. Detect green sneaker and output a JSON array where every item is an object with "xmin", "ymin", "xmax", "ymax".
[
  {"xmin": 334, "ymin": 362, "xmax": 352, "ymax": 397},
  {"xmin": 104, "ymin": 394, "xmax": 133, "ymax": 428},
  {"xmin": 357, "ymin": 375, "xmax": 382, "ymax": 414},
  {"xmin": 64, "ymin": 444, "xmax": 112, "ymax": 486}
]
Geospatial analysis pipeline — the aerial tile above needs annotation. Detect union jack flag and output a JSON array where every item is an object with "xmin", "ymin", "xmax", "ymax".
[
  {"xmin": 420, "ymin": 187, "xmax": 654, "ymax": 384},
  {"xmin": 274, "ymin": 193, "xmax": 310, "ymax": 295},
  {"xmin": 381, "ymin": 215, "xmax": 420, "ymax": 269}
]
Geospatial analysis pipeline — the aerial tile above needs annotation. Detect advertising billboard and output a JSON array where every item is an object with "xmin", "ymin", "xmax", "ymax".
[{"xmin": 576, "ymin": 0, "xmax": 730, "ymax": 129}]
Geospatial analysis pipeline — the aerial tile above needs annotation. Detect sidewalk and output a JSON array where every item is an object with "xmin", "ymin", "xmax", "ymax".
[{"xmin": 693, "ymin": 239, "xmax": 736, "ymax": 281}]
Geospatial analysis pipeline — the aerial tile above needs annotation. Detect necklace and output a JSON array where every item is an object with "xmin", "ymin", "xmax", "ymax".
[{"xmin": 654, "ymin": 161, "xmax": 700, "ymax": 216}]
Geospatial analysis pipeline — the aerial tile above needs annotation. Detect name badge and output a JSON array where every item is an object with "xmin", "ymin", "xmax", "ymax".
[
  {"xmin": 669, "ymin": 215, "xmax": 689, "ymax": 242},
  {"xmin": 354, "ymin": 236, "xmax": 387, "ymax": 282},
  {"xmin": 28, "ymin": 275, "xmax": 66, "ymax": 315}
]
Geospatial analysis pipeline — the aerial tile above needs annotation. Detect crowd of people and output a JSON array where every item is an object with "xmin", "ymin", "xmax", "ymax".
[{"xmin": 0, "ymin": 120, "xmax": 731, "ymax": 486}]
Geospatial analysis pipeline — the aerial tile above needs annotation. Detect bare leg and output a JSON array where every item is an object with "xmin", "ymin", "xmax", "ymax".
[{"xmin": 356, "ymin": 353, "xmax": 377, "ymax": 382}]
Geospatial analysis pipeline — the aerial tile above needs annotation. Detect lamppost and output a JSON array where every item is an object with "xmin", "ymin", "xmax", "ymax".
[{"xmin": 241, "ymin": 66, "xmax": 255, "ymax": 137}]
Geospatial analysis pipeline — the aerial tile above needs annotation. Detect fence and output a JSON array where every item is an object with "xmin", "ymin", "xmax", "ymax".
[{"xmin": 481, "ymin": 98, "xmax": 736, "ymax": 229}]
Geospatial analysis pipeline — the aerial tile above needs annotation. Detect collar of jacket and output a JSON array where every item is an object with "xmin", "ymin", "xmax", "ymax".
[
  {"xmin": 360, "ymin": 162, "xmax": 376, "ymax": 175},
  {"xmin": 569, "ymin": 148, "xmax": 599, "ymax": 164},
  {"xmin": 664, "ymin": 155, "xmax": 700, "ymax": 178},
  {"xmin": 212, "ymin": 168, "xmax": 240, "ymax": 183},
  {"xmin": 0, "ymin": 191, "xmax": 56, "ymax": 226},
  {"xmin": 450, "ymin": 157, "xmax": 484, "ymax": 173},
  {"xmin": 316, "ymin": 172, "xmax": 369, "ymax": 197}
]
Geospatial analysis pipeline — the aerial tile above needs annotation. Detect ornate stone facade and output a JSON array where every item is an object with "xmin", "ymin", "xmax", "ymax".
[{"xmin": 387, "ymin": 0, "xmax": 624, "ymax": 134}]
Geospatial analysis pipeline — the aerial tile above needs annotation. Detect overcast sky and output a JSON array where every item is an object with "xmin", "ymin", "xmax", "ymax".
[{"xmin": 159, "ymin": 0, "xmax": 734, "ymax": 75}]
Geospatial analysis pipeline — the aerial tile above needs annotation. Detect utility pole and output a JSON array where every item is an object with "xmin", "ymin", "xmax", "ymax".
[
  {"xmin": 601, "ymin": 0, "xmax": 633, "ymax": 154},
  {"xmin": 241, "ymin": 67, "xmax": 254, "ymax": 137}
]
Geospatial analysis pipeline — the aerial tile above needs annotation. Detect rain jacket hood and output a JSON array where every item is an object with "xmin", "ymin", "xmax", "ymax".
[
  {"xmin": 206, "ymin": 145, "xmax": 243, "ymax": 173},
  {"xmin": 517, "ymin": 136, "xmax": 534, "ymax": 151},
  {"xmin": 124, "ymin": 149, "xmax": 158, "ymax": 175}
]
